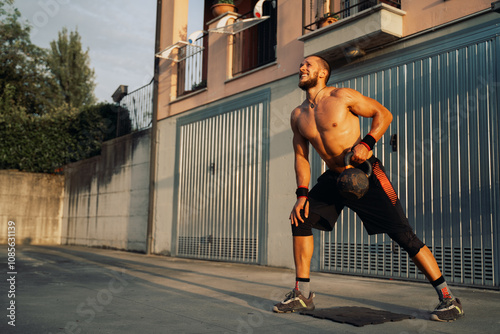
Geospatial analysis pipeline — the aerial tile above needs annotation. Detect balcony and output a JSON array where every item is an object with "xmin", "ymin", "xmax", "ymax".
[
  {"xmin": 208, "ymin": 0, "xmax": 277, "ymax": 78},
  {"xmin": 156, "ymin": 0, "xmax": 277, "ymax": 100},
  {"xmin": 299, "ymin": 0, "xmax": 406, "ymax": 65},
  {"xmin": 230, "ymin": 7, "xmax": 277, "ymax": 77},
  {"xmin": 176, "ymin": 33, "xmax": 208, "ymax": 97}
]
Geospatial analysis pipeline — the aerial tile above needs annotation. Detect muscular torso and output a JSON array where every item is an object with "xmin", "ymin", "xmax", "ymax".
[{"xmin": 293, "ymin": 87, "xmax": 371, "ymax": 173}]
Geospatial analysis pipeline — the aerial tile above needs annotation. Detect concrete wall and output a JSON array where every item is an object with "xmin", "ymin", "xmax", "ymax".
[
  {"xmin": 0, "ymin": 170, "xmax": 64, "ymax": 245},
  {"xmin": 403, "ymin": 0, "xmax": 492, "ymax": 36},
  {"xmin": 62, "ymin": 130, "xmax": 151, "ymax": 252}
]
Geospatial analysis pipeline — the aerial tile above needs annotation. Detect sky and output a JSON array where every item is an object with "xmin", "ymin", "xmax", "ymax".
[
  {"xmin": 188, "ymin": 0, "xmax": 204, "ymax": 36},
  {"xmin": 13, "ymin": 0, "xmax": 158, "ymax": 103}
]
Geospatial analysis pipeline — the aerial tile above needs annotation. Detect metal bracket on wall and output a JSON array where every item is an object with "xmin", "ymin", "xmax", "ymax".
[{"xmin": 390, "ymin": 134, "xmax": 397, "ymax": 152}]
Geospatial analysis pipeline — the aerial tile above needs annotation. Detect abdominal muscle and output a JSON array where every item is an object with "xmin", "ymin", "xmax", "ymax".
[{"xmin": 310, "ymin": 136, "xmax": 358, "ymax": 173}]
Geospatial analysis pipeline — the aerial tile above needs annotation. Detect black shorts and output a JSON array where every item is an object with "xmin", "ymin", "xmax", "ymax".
[{"xmin": 299, "ymin": 156, "xmax": 412, "ymax": 235}]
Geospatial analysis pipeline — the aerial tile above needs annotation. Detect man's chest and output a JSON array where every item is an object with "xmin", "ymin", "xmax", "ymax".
[{"xmin": 297, "ymin": 105, "xmax": 350, "ymax": 139}]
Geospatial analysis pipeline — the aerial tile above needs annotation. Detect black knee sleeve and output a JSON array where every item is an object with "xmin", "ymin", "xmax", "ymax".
[
  {"xmin": 291, "ymin": 212, "xmax": 323, "ymax": 236},
  {"xmin": 388, "ymin": 230, "xmax": 425, "ymax": 258}
]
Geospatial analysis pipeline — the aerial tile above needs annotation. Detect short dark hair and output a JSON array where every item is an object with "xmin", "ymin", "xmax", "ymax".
[{"xmin": 311, "ymin": 55, "xmax": 331, "ymax": 83}]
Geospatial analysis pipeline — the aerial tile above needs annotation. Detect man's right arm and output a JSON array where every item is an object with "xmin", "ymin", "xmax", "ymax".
[{"xmin": 290, "ymin": 109, "xmax": 310, "ymax": 226}]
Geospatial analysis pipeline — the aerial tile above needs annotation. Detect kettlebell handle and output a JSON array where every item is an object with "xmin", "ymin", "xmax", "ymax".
[{"xmin": 344, "ymin": 151, "xmax": 372, "ymax": 178}]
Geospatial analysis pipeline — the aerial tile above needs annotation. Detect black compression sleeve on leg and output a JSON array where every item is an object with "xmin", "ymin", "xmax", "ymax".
[
  {"xmin": 291, "ymin": 212, "xmax": 324, "ymax": 236},
  {"xmin": 388, "ymin": 230, "xmax": 425, "ymax": 258}
]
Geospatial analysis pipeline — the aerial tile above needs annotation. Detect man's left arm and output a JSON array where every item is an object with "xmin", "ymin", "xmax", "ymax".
[{"xmin": 345, "ymin": 88, "xmax": 393, "ymax": 163}]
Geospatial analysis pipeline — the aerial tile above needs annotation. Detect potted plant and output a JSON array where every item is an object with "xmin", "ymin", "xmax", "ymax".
[
  {"xmin": 316, "ymin": 13, "xmax": 339, "ymax": 29},
  {"xmin": 211, "ymin": 0, "xmax": 237, "ymax": 18}
]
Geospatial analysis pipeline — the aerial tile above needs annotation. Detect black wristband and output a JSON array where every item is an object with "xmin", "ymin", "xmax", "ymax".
[
  {"xmin": 360, "ymin": 134, "xmax": 376, "ymax": 151},
  {"xmin": 295, "ymin": 187, "xmax": 308, "ymax": 198}
]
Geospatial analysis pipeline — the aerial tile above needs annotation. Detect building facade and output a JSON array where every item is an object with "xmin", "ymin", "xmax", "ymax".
[{"xmin": 151, "ymin": 0, "xmax": 500, "ymax": 288}]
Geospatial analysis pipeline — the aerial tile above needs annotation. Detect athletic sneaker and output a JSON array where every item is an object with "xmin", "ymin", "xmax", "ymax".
[
  {"xmin": 273, "ymin": 289, "xmax": 315, "ymax": 313},
  {"xmin": 430, "ymin": 298, "xmax": 464, "ymax": 321}
]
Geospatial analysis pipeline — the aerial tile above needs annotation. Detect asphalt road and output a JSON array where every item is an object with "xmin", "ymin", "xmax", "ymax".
[{"xmin": 1, "ymin": 245, "xmax": 499, "ymax": 333}]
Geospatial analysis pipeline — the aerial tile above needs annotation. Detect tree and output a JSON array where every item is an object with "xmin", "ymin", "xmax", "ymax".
[
  {"xmin": 1, "ymin": 1, "xmax": 129, "ymax": 173},
  {"xmin": 45, "ymin": 27, "xmax": 97, "ymax": 109},
  {"xmin": 0, "ymin": 0, "xmax": 61, "ymax": 115}
]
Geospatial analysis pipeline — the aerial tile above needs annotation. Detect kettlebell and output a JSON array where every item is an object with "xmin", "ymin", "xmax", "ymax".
[{"xmin": 337, "ymin": 151, "xmax": 372, "ymax": 200}]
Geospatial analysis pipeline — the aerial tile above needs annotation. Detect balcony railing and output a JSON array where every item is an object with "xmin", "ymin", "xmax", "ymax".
[
  {"xmin": 176, "ymin": 33, "xmax": 207, "ymax": 97},
  {"xmin": 304, "ymin": 0, "xmax": 401, "ymax": 32},
  {"xmin": 232, "ymin": 4, "xmax": 277, "ymax": 77}
]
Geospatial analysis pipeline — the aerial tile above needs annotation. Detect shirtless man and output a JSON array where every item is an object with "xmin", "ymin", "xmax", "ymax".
[{"xmin": 272, "ymin": 55, "xmax": 464, "ymax": 322}]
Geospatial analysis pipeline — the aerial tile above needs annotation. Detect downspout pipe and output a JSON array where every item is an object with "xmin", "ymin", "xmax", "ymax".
[{"xmin": 146, "ymin": 0, "xmax": 162, "ymax": 255}]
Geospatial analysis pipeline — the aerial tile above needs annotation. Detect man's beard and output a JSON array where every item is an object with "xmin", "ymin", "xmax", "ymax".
[{"xmin": 298, "ymin": 75, "xmax": 318, "ymax": 91}]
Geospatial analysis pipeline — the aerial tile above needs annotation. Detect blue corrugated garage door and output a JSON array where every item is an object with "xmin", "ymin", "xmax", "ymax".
[{"xmin": 317, "ymin": 27, "xmax": 499, "ymax": 287}]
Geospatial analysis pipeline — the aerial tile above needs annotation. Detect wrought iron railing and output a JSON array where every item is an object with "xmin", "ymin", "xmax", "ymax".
[
  {"xmin": 119, "ymin": 79, "xmax": 154, "ymax": 131},
  {"xmin": 304, "ymin": 0, "xmax": 401, "ymax": 32},
  {"xmin": 176, "ymin": 33, "xmax": 207, "ymax": 97},
  {"xmin": 232, "ymin": 3, "xmax": 277, "ymax": 77}
]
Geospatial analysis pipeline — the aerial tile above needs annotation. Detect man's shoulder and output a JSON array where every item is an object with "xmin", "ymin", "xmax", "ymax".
[
  {"xmin": 327, "ymin": 86, "xmax": 358, "ymax": 97},
  {"xmin": 290, "ymin": 103, "xmax": 308, "ymax": 129},
  {"xmin": 326, "ymin": 87, "xmax": 366, "ymax": 104},
  {"xmin": 292, "ymin": 102, "xmax": 307, "ymax": 115}
]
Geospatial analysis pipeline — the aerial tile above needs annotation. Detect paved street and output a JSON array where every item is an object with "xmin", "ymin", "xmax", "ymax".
[{"xmin": 1, "ymin": 245, "xmax": 499, "ymax": 333}]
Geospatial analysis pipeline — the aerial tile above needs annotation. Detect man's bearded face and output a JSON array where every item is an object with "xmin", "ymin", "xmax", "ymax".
[{"xmin": 298, "ymin": 70, "xmax": 319, "ymax": 90}]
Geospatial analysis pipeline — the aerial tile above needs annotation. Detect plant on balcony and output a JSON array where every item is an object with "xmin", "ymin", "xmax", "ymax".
[
  {"xmin": 191, "ymin": 80, "xmax": 207, "ymax": 91},
  {"xmin": 316, "ymin": 13, "xmax": 340, "ymax": 29},
  {"xmin": 211, "ymin": 0, "xmax": 237, "ymax": 18},
  {"xmin": 315, "ymin": 0, "xmax": 340, "ymax": 29}
]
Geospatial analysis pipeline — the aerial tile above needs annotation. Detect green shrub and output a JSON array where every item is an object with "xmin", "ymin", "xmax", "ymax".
[{"xmin": 0, "ymin": 97, "xmax": 132, "ymax": 173}]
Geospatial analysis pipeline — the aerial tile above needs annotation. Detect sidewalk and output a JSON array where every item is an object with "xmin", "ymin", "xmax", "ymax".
[{"xmin": 1, "ymin": 245, "xmax": 498, "ymax": 333}]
